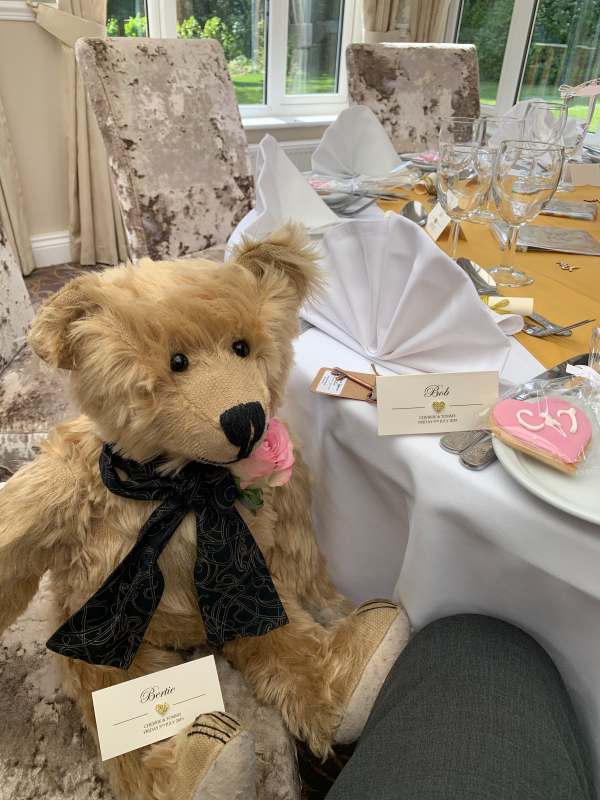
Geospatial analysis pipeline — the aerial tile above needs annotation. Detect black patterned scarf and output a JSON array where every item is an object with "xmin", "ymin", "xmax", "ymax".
[{"xmin": 46, "ymin": 444, "xmax": 288, "ymax": 669}]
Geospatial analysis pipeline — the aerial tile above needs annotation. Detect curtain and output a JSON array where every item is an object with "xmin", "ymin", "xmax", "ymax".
[
  {"xmin": 34, "ymin": 1, "xmax": 128, "ymax": 266},
  {"xmin": 0, "ymin": 93, "xmax": 35, "ymax": 275},
  {"xmin": 361, "ymin": 0, "xmax": 410, "ymax": 43},
  {"xmin": 288, "ymin": 0, "xmax": 309, "ymax": 94},
  {"xmin": 409, "ymin": 0, "xmax": 451, "ymax": 42}
]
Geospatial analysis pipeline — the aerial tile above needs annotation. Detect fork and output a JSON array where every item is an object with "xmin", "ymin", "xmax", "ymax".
[
  {"xmin": 526, "ymin": 312, "xmax": 572, "ymax": 337},
  {"xmin": 523, "ymin": 318, "xmax": 596, "ymax": 337}
]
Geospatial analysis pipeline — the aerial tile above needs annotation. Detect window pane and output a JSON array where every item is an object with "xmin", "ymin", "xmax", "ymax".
[
  {"xmin": 457, "ymin": 0, "xmax": 515, "ymax": 106},
  {"xmin": 519, "ymin": 0, "xmax": 600, "ymax": 131},
  {"xmin": 176, "ymin": 1, "xmax": 267, "ymax": 106},
  {"xmin": 107, "ymin": 0, "xmax": 148, "ymax": 37},
  {"xmin": 286, "ymin": 0, "xmax": 344, "ymax": 96}
]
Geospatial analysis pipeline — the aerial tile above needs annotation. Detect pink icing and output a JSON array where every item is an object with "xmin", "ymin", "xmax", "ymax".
[{"xmin": 492, "ymin": 397, "xmax": 592, "ymax": 464}]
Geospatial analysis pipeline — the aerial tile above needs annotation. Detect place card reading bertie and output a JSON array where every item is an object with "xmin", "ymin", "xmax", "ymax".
[
  {"xmin": 376, "ymin": 371, "xmax": 499, "ymax": 435},
  {"xmin": 92, "ymin": 656, "xmax": 225, "ymax": 761}
]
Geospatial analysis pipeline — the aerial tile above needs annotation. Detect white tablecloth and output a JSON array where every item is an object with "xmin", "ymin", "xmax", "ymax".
[{"xmin": 283, "ymin": 328, "xmax": 600, "ymax": 789}]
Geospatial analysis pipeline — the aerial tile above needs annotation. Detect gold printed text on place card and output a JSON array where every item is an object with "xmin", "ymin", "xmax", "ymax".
[{"xmin": 376, "ymin": 371, "xmax": 499, "ymax": 436}]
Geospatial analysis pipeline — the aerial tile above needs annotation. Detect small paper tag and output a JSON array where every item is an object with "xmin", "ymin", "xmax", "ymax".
[
  {"xmin": 316, "ymin": 369, "xmax": 347, "ymax": 396},
  {"xmin": 425, "ymin": 202, "xmax": 451, "ymax": 241},
  {"xmin": 376, "ymin": 371, "xmax": 498, "ymax": 435},
  {"xmin": 425, "ymin": 202, "xmax": 466, "ymax": 242},
  {"xmin": 92, "ymin": 656, "xmax": 225, "ymax": 761},
  {"xmin": 482, "ymin": 295, "xmax": 534, "ymax": 316},
  {"xmin": 310, "ymin": 367, "xmax": 376, "ymax": 402}
]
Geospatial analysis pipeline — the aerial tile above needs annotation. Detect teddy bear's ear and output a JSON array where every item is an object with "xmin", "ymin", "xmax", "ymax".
[
  {"xmin": 231, "ymin": 223, "xmax": 322, "ymax": 305},
  {"xmin": 28, "ymin": 275, "xmax": 98, "ymax": 370}
]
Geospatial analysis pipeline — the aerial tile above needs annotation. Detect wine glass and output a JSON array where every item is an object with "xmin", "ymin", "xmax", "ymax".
[
  {"xmin": 438, "ymin": 117, "xmax": 485, "ymax": 148},
  {"xmin": 489, "ymin": 140, "xmax": 565, "ymax": 288},
  {"xmin": 523, "ymin": 101, "xmax": 568, "ymax": 144},
  {"xmin": 436, "ymin": 143, "xmax": 494, "ymax": 259}
]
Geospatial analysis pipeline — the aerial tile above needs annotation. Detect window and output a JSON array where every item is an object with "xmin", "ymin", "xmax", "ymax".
[
  {"xmin": 106, "ymin": 0, "xmax": 358, "ymax": 120},
  {"xmin": 107, "ymin": 1, "xmax": 148, "ymax": 37},
  {"xmin": 454, "ymin": 0, "xmax": 600, "ymax": 130}
]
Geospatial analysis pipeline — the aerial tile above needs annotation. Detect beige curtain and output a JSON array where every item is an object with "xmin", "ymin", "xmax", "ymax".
[
  {"xmin": 0, "ymin": 92, "xmax": 35, "ymax": 275},
  {"xmin": 361, "ymin": 0, "xmax": 410, "ymax": 42},
  {"xmin": 34, "ymin": 1, "xmax": 128, "ymax": 266},
  {"xmin": 409, "ymin": 0, "xmax": 451, "ymax": 42}
]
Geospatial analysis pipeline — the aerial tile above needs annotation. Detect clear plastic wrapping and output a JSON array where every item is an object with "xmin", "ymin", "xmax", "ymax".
[{"xmin": 486, "ymin": 368, "xmax": 600, "ymax": 474}]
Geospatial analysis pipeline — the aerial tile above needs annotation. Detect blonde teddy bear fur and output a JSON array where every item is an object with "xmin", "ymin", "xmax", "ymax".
[{"xmin": 0, "ymin": 225, "xmax": 407, "ymax": 800}]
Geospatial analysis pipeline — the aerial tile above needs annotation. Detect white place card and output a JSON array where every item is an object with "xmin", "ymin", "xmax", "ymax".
[
  {"xmin": 425, "ymin": 202, "xmax": 451, "ymax": 241},
  {"xmin": 92, "ymin": 656, "xmax": 225, "ymax": 761},
  {"xmin": 376, "ymin": 371, "xmax": 499, "ymax": 435}
]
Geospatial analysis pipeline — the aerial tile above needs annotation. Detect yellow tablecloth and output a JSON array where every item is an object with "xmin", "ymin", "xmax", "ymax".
[{"xmin": 382, "ymin": 187, "xmax": 600, "ymax": 368}]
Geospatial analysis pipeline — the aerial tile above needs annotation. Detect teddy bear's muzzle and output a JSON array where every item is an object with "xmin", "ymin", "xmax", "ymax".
[{"xmin": 220, "ymin": 402, "xmax": 266, "ymax": 460}]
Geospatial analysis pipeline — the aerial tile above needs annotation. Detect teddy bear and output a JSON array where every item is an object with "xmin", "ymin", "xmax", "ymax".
[{"xmin": 0, "ymin": 224, "xmax": 409, "ymax": 800}]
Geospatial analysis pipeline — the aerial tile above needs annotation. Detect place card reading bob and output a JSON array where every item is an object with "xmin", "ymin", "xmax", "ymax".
[
  {"xmin": 92, "ymin": 655, "xmax": 225, "ymax": 761},
  {"xmin": 376, "ymin": 371, "xmax": 499, "ymax": 435}
]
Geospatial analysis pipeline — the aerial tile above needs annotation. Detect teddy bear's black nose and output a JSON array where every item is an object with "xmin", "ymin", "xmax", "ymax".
[{"xmin": 220, "ymin": 402, "xmax": 266, "ymax": 460}]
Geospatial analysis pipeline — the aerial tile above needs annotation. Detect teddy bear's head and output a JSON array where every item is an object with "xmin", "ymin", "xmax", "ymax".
[{"xmin": 29, "ymin": 225, "xmax": 319, "ymax": 466}]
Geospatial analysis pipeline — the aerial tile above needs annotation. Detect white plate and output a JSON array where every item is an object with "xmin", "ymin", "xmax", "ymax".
[{"xmin": 493, "ymin": 437, "xmax": 600, "ymax": 525}]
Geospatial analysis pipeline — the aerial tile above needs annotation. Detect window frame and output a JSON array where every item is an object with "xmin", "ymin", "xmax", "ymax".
[
  {"xmin": 450, "ymin": 0, "xmax": 595, "ymax": 118},
  {"xmin": 146, "ymin": 0, "xmax": 360, "ymax": 120}
]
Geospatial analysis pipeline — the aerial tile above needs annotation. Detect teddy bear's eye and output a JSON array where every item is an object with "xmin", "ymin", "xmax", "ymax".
[
  {"xmin": 170, "ymin": 353, "xmax": 189, "ymax": 372},
  {"xmin": 232, "ymin": 340, "xmax": 250, "ymax": 358}
]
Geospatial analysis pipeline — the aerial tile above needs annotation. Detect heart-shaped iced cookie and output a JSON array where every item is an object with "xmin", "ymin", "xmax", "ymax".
[{"xmin": 491, "ymin": 397, "xmax": 592, "ymax": 471}]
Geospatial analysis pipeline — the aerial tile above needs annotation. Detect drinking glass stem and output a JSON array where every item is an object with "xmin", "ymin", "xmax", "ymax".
[
  {"xmin": 501, "ymin": 225, "xmax": 519, "ymax": 268},
  {"xmin": 450, "ymin": 220, "xmax": 460, "ymax": 259},
  {"xmin": 589, "ymin": 327, "xmax": 600, "ymax": 374}
]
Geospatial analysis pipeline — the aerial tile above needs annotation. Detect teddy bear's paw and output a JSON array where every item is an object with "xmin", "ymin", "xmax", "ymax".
[
  {"xmin": 334, "ymin": 600, "xmax": 411, "ymax": 746},
  {"xmin": 174, "ymin": 712, "xmax": 256, "ymax": 800}
]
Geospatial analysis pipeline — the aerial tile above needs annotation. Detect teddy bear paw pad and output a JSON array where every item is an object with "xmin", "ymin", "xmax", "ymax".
[
  {"xmin": 334, "ymin": 602, "xmax": 411, "ymax": 746},
  {"xmin": 176, "ymin": 712, "xmax": 257, "ymax": 800}
]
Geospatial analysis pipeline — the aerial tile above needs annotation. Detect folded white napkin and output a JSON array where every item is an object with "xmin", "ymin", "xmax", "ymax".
[
  {"xmin": 311, "ymin": 106, "xmax": 403, "ymax": 178},
  {"xmin": 227, "ymin": 134, "xmax": 339, "ymax": 254},
  {"xmin": 302, "ymin": 214, "xmax": 512, "ymax": 374},
  {"xmin": 491, "ymin": 99, "xmax": 580, "ymax": 149}
]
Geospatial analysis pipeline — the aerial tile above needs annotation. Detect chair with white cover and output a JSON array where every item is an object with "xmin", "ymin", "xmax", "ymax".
[
  {"xmin": 75, "ymin": 37, "xmax": 254, "ymax": 263},
  {"xmin": 346, "ymin": 43, "xmax": 480, "ymax": 153}
]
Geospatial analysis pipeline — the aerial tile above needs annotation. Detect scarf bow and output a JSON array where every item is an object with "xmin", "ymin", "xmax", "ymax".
[{"xmin": 46, "ymin": 445, "xmax": 288, "ymax": 669}]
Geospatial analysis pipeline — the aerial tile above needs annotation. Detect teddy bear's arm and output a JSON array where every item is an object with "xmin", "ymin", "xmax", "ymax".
[{"xmin": 0, "ymin": 451, "xmax": 78, "ymax": 634}]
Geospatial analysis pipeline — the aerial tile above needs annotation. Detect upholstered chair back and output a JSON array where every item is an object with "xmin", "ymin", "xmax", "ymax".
[
  {"xmin": 346, "ymin": 43, "xmax": 480, "ymax": 153},
  {"xmin": 0, "ymin": 221, "xmax": 33, "ymax": 372},
  {"xmin": 75, "ymin": 38, "xmax": 254, "ymax": 261}
]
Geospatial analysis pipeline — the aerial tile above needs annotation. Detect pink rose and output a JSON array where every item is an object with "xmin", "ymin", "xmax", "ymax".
[{"xmin": 231, "ymin": 418, "xmax": 294, "ymax": 489}]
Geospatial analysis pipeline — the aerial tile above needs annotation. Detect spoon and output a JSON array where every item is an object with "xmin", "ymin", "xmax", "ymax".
[
  {"xmin": 401, "ymin": 200, "xmax": 429, "ymax": 227},
  {"xmin": 456, "ymin": 257, "xmax": 497, "ymax": 296}
]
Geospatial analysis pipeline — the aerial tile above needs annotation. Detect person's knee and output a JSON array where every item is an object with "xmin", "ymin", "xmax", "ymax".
[{"xmin": 418, "ymin": 614, "xmax": 552, "ymax": 677}]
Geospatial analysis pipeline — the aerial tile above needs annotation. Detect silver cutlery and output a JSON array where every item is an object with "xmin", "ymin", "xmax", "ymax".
[
  {"xmin": 320, "ymin": 189, "xmax": 409, "ymax": 203},
  {"xmin": 400, "ymin": 200, "xmax": 429, "ymax": 227},
  {"xmin": 440, "ymin": 353, "xmax": 590, "ymax": 470},
  {"xmin": 335, "ymin": 197, "xmax": 377, "ymax": 217},
  {"xmin": 456, "ymin": 257, "xmax": 497, "ymax": 296},
  {"xmin": 523, "ymin": 318, "xmax": 596, "ymax": 337},
  {"xmin": 525, "ymin": 312, "xmax": 572, "ymax": 337}
]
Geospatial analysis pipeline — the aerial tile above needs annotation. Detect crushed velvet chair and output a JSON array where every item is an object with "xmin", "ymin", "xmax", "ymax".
[
  {"xmin": 75, "ymin": 37, "xmax": 254, "ymax": 263},
  {"xmin": 0, "ymin": 227, "xmax": 74, "ymax": 481},
  {"xmin": 346, "ymin": 43, "xmax": 480, "ymax": 153}
]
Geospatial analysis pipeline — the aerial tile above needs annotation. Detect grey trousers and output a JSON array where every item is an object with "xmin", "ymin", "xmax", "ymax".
[{"xmin": 327, "ymin": 614, "xmax": 594, "ymax": 800}]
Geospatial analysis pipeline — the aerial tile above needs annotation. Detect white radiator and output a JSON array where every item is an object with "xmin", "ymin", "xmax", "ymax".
[{"xmin": 248, "ymin": 139, "xmax": 320, "ymax": 175}]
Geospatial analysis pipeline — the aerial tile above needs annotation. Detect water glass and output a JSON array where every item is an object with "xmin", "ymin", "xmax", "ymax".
[
  {"xmin": 438, "ymin": 117, "xmax": 485, "ymax": 148},
  {"xmin": 489, "ymin": 139, "xmax": 565, "ymax": 287},
  {"xmin": 436, "ymin": 143, "xmax": 494, "ymax": 259}
]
